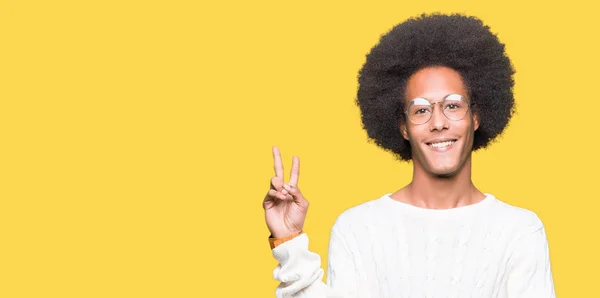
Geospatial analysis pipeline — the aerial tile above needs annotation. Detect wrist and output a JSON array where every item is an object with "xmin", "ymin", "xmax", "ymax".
[
  {"xmin": 270, "ymin": 229, "xmax": 303, "ymax": 239},
  {"xmin": 269, "ymin": 230, "xmax": 303, "ymax": 249}
]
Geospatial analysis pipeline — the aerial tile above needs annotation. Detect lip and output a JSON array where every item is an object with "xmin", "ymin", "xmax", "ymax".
[
  {"xmin": 425, "ymin": 138, "xmax": 458, "ymax": 144},
  {"xmin": 425, "ymin": 138, "xmax": 458, "ymax": 152}
]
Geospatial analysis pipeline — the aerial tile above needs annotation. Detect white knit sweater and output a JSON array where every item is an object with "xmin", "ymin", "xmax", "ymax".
[{"xmin": 272, "ymin": 193, "xmax": 555, "ymax": 298}]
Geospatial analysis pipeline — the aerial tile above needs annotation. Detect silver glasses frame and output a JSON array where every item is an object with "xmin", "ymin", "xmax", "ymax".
[{"xmin": 403, "ymin": 93, "xmax": 475, "ymax": 125}]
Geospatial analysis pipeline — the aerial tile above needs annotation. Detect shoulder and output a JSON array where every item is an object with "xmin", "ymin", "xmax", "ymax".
[
  {"xmin": 330, "ymin": 193, "xmax": 390, "ymax": 232},
  {"xmin": 486, "ymin": 194, "xmax": 546, "ymax": 235}
]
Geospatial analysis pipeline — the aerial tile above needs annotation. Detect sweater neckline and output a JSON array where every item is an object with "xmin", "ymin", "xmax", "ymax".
[{"xmin": 381, "ymin": 193, "xmax": 496, "ymax": 217}]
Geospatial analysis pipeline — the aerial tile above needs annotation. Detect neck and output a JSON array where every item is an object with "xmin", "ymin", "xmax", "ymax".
[{"xmin": 401, "ymin": 155, "xmax": 484, "ymax": 209}]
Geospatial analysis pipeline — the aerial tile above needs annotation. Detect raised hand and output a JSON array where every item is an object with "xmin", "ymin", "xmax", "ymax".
[{"xmin": 263, "ymin": 146, "xmax": 309, "ymax": 238}]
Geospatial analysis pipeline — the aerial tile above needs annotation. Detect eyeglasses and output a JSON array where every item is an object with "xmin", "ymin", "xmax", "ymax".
[{"xmin": 404, "ymin": 93, "xmax": 474, "ymax": 125}]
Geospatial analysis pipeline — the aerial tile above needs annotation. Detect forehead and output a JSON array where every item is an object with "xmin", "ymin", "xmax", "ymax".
[{"xmin": 405, "ymin": 66, "xmax": 467, "ymax": 102}]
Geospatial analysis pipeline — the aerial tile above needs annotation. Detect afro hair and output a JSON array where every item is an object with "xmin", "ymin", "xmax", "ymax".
[{"xmin": 356, "ymin": 13, "xmax": 515, "ymax": 161}]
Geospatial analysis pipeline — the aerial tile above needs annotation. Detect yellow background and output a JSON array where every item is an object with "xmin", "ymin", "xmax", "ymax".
[{"xmin": 1, "ymin": 0, "xmax": 598, "ymax": 297}]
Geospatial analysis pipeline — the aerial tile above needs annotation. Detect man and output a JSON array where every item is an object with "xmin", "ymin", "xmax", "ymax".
[{"xmin": 262, "ymin": 13, "xmax": 555, "ymax": 298}]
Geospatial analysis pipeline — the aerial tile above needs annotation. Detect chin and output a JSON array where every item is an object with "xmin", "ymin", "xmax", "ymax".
[
  {"xmin": 419, "ymin": 142, "xmax": 465, "ymax": 177},
  {"xmin": 427, "ymin": 164, "xmax": 460, "ymax": 177}
]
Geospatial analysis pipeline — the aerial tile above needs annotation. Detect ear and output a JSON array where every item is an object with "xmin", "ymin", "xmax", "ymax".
[
  {"xmin": 400, "ymin": 121, "xmax": 409, "ymax": 140},
  {"xmin": 472, "ymin": 111, "xmax": 480, "ymax": 131}
]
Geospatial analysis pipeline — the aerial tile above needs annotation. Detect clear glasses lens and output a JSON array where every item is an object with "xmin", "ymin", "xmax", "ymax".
[{"xmin": 406, "ymin": 94, "xmax": 469, "ymax": 124}]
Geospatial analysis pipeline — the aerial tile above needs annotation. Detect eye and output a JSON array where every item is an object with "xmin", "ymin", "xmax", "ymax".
[
  {"xmin": 446, "ymin": 103, "xmax": 460, "ymax": 109},
  {"xmin": 414, "ymin": 108, "xmax": 430, "ymax": 114}
]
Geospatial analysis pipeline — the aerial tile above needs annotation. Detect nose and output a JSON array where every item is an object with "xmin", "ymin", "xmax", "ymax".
[{"xmin": 429, "ymin": 102, "xmax": 448, "ymax": 132}]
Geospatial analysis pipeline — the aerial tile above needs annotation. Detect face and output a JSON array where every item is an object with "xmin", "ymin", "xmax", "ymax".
[{"xmin": 400, "ymin": 66, "xmax": 479, "ymax": 177}]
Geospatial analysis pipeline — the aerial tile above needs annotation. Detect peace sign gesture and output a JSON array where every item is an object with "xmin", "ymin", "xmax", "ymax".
[{"xmin": 263, "ymin": 146, "xmax": 309, "ymax": 239}]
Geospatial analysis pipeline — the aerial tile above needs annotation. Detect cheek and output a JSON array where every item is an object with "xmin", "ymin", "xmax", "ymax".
[
  {"xmin": 405, "ymin": 126, "xmax": 423, "ymax": 142},
  {"xmin": 461, "ymin": 123, "xmax": 476, "ymax": 147}
]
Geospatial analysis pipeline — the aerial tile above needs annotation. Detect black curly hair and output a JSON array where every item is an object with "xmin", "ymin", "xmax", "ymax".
[{"xmin": 356, "ymin": 13, "xmax": 515, "ymax": 161}]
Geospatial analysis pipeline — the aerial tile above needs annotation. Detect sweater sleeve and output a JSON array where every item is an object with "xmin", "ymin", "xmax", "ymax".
[
  {"xmin": 271, "ymin": 226, "xmax": 361, "ymax": 298},
  {"xmin": 506, "ymin": 222, "xmax": 556, "ymax": 298}
]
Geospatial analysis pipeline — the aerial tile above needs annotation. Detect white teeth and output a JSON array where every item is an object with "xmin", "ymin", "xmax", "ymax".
[{"xmin": 429, "ymin": 141, "xmax": 455, "ymax": 148}]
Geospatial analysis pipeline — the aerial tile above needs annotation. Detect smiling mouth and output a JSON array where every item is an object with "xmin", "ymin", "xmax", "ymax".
[{"xmin": 426, "ymin": 140, "xmax": 457, "ymax": 149}]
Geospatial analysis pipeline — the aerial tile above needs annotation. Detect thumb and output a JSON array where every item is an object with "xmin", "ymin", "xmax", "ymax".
[{"xmin": 283, "ymin": 183, "xmax": 308, "ymax": 208}]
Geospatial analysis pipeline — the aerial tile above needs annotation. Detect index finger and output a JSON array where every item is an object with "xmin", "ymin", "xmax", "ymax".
[{"xmin": 272, "ymin": 146, "xmax": 284, "ymax": 178}]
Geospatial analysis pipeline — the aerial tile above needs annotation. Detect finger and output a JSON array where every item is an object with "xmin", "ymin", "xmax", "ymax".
[
  {"xmin": 272, "ymin": 146, "xmax": 284, "ymax": 179},
  {"xmin": 283, "ymin": 184, "xmax": 302, "ymax": 200},
  {"xmin": 264, "ymin": 190, "xmax": 276, "ymax": 205},
  {"xmin": 268, "ymin": 189, "xmax": 285, "ymax": 200},
  {"xmin": 284, "ymin": 185, "xmax": 309, "ymax": 208},
  {"xmin": 266, "ymin": 189, "xmax": 287, "ymax": 201},
  {"xmin": 267, "ymin": 189, "xmax": 277, "ymax": 198},
  {"xmin": 289, "ymin": 156, "xmax": 300, "ymax": 186},
  {"xmin": 264, "ymin": 190, "xmax": 284, "ymax": 210},
  {"xmin": 270, "ymin": 176, "xmax": 284, "ymax": 191}
]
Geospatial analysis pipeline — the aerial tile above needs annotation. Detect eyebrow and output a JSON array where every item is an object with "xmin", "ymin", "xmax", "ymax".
[
  {"xmin": 415, "ymin": 93, "xmax": 464, "ymax": 99},
  {"xmin": 404, "ymin": 94, "xmax": 467, "ymax": 111},
  {"xmin": 407, "ymin": 93, "xmax": 465, "ymax": 102}
]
